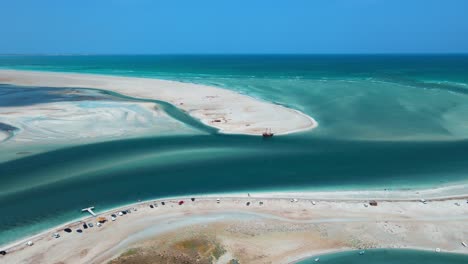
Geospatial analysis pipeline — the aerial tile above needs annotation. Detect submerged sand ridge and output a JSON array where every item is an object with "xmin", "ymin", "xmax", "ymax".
[{"xmin": 0, "ymin": 70, "xmax": 318, "ymax": 136}]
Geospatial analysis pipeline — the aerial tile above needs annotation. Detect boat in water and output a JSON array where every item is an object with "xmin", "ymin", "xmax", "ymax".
[{"xmin": 262, "ymin": 128, "xmax": 274, "ymax": 138}]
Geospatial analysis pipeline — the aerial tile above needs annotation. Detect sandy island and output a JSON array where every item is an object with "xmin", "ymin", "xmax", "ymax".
[
  {"xmin": 0, "ymin": 70, "xmax": 317, "ymax": 136},
  {"xmin": 1, "ymin": 190, "xmax": 467, "ymax": 264}
]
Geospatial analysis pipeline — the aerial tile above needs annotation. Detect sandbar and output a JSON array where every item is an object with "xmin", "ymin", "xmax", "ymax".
[
  {"xmin": 1, "ymin": 191, "xmax": 467, "ymax": 264},
  {"xmin": 0, "ymin": 70, "xmax": 318, "ymax": 136}
]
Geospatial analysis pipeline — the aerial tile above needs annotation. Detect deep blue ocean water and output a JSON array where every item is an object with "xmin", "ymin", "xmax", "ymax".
[{"xmin": 1, "ymin": 55, "xmax": 468, "ymax": 256}]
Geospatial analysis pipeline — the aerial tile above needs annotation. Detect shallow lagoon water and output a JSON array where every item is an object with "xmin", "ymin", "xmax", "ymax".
[
  {"xmin": 296, "ymin": 249, "xmax": 468, "ymax": 264},
  {"xmin": 1, "ymin": 55, "xmax": 468, "ymax": 247}
]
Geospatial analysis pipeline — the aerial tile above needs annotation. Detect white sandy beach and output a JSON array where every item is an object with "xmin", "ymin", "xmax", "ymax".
[
  {"xmin": 1, "ymin": 191, "xmax": 467, "ymax": 264},
  {"xmin": 0, "ymin": 70, "xmax": 317, "ymax": 136}
]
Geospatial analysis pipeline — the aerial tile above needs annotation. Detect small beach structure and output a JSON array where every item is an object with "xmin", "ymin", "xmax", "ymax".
[
  {"xmin": 81, "ymin": 207, "xmax": 97, "ymax": 217},
  {"xmin": 420, "ymin": 199, "xmax": 427, "ymax": 204},
  {"xmin": 262, "ymin": 128, "xmax": 274, "ymax": 138},
  {"xmin": 52, "ymin": 233, "xmax": 60, "ymax": 239},
  {"xmin": 369, "ymin": 200, "xmax": 378, "ymax": 206},
  {"xmin": 26, "ymin": 241, "xmax": 33, "ymax": 246}
]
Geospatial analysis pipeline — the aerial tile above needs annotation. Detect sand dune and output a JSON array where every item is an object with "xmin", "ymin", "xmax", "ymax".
[{"xmin": 0, "ymin": 70, "xmax": 317, "ymax": 136}]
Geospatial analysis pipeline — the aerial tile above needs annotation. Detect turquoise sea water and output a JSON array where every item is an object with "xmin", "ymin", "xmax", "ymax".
[
  {"xmin": 296, "ymin": 249, "xmax": 468, "ymax": 264},
  {"xmin": 1, "ymin": 55, "xmax": 468, "ymax": 249}
]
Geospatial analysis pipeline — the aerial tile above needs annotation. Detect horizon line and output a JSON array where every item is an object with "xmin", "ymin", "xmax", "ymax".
[{"xmin": 1, "ymin": 52, "xmax": 468, "ymax": 56}]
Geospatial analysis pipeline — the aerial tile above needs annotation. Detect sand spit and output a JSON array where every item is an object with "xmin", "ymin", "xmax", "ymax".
[
  {"xmin": 0, "ymin": 70, "xmax": 317, "ymax": 136},
  {"xmin": 1, "ymin": 194, "xmax": 467, "ymax": 264}
]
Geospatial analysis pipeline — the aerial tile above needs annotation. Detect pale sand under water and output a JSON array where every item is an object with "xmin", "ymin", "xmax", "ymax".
[
  {"xmin": 0, "ymin": 101, "xmax": 196, "ymax": 144},
  {"xmin": 2, "ymin": 189, "xmax": 467, "ymax": 264},
  {"xmin": 0, "ymin": 130, "xmax": 8, "ymax": 142},
  {"xmin": 0, "ymin": 70, "xmax": 317, "ymax": 136}
]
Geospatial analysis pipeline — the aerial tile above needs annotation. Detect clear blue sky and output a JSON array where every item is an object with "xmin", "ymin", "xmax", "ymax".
[{"xmin": 1, "ymin": 0, "xmax": 467, "ymax": 54}]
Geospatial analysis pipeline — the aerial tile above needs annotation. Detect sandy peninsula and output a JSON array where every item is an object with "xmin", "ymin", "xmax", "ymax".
[
  {"xmin": 0, "ymin": 70, "xmax": 317, "ymax": 136},
  {"xmin": 1, "ymin": 191, "xmax": 467, "ymax": 264}
]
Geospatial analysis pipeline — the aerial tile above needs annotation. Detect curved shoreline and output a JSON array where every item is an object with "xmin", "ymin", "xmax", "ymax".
[
  {"xmin": 289, "ymin": 248, "xmax": 468, "ymax": 264},
  {"xmin": 0, "ymin": 69, "xmax": 318, "ymax": 136},
  {"xmin": 0, "ymin": 123, "xmax": 19, "ymax": 144},
  {"xmin": 2, "ymin": 184, "xmax": 468, "ymax": 249},
  {"xmin": 2, "ymin": 187, "xmax": 468, "ymax": 263}
]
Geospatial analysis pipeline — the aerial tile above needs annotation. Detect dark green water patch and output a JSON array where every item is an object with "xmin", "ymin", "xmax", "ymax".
[
  {"xmin": 296, "ymin": 249, "xmax": 468, "ymax": 264},
  {"xmin": 0, "ymin": 122, "xmax": 19, "ymax": 143},
  {"xmin": 0, "ymin": 122, "xmax": 17, "ymax": 132},
  {"xmin": 1, "ymin": 134, "xmax": 468, "ymax": 245},
  {"xmin": 0, "ymin": 84, "xmax": 119, "ymax": 107},
  {"xmin": 94, "ymin": 88, "xmax": 218, "ymax": 134},
  {"xmin": 0, "ymin": 84, "xmax": 218, "ymax": 135}
]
